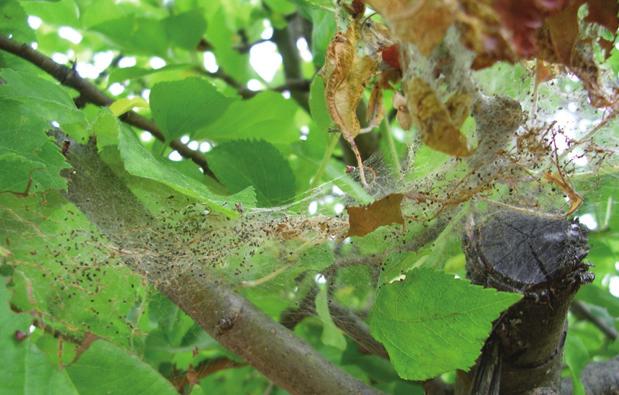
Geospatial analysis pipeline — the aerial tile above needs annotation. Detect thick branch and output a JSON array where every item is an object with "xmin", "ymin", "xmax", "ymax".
[
  {"xmin": 0, "ymin": 35, "xmax": 216, "ymax": 179},
  {"xmin": 59, "ymin": 136, "xmax": 381, "ymax": 395}
]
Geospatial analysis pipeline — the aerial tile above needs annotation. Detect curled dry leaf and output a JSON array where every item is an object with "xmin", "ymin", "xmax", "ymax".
[
  {"xmin": 322, "ymin": 21, "xmax": 379, "ymax": 186},
  {"xmin": 585, "ymin": 0, "xmax": 619, "ymax": 55},
  {"xmin": 393, "ymin": 91, "xmax": 412, "ymax": 130},
  {"xmin": 457, "ymin": 0, "xmax": 517, "ymax": 69},
  {"xmin": 366, "ymin": 0, "xmax": 457, "ymax": 55},
  {"xmin": 365, "ymin": 82, "xmax": 385, "ymax": 133},
  {"xmin": 346, "ymin": 193, "xmax": 405, "ymax": 237},
  {"xmin": 541, "ymin": 1, "xmax": 614, "ymax": 107},
  {"xmin": 406, "ymin": 77, "xmax": 473, "ymax": 157}
]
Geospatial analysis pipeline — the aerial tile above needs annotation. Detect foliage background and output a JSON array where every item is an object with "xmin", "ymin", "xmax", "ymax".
[{"xmin": 0, "ymin": 0, "xmax": 618, "ymax": 394}]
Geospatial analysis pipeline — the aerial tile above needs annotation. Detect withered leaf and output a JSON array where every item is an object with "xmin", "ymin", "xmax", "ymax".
[
  {"xmin": 543, "ymin": 1, "xmax": 613, "ymax": 107},
  {"xmin": 406, "ymin": 77, "xmax": 473, "ymax": 157},
  {"xmin": 393, "ymin": 91, "xmax": 412, "ymax": 130},
  {"xmin": 346, "ymin": 193, "xmax": 405, "ymax": 237},
  {"xmin": 366, "ymin": 0, "xmax": 456, "ymax": 55},
  {"xmin": 457, "ymin": 0, "xmax": 518, "ymax": 69},
  {"xmin": 585, "ymin": 0, "xmax": 619, "ymax": 55},
  {"xmin": 322, "ymin": 21, "xmax": 378, "ymax": 186}
]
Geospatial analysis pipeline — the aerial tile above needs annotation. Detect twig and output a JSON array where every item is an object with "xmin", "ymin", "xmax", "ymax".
[
  {"xmin": 0, "ymin": 35, "xmax": 217, "ymax": 179},
  {"xmin": 170, "ymin": 357, "xmax": 244, "ymax": 393},
  {"xmin": 570, "ymin": 300, "xmax": 618, "ymax": 341},
  {"xmin": 270, "ymin": 14, "xmax": 310, "ymax": 112}
]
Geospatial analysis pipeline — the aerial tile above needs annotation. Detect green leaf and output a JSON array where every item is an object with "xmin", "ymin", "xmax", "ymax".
[
  {"xmin": 309, "ymin": 75, "xmax": 331, "ymax": 132},
  {"xmin": 108, "ymin": 64, "xmax": 192, "ymax": 84},
  {"xmin": 118, "ymin": 128, "xmax": 255, "ymax": 216},
  {"xmin": 309, "ymin": 7, "xmax": 336, "ymax": 68},
  {"xmin": 67, "ymin": 340, "xmax": 177, "ymax": 395},
  {"xmin": 0, "ymin": 68, "xmax": 87, "ymax": 140},
  {"xmin": 0, "ymin": 281, "xmax": 79, "ymax": 395},
  {"xmin": 565, "ymin": 332, "xmax": 589, "ymax": 395},
  {"xmin": 207, "ymin": 140, "xmax": 296, "ymax": 207},
  {"xmin": 263, "ymin": 0, "xmax": 296, "ymax": 15},
  {"xmin": 0, "ymin": 0, "xmax": 35, "ymax": 41},
  {"xmin": 86, "ymin": 107, "xmax": 121, "ymax": 150},
  {"xmin": 109, "ymin": 97, "xmax": 149, "ymax": 117},
  {"xmin": 150, "ymin": 77, "xmax": 234, "ymax": 141},
  {"xmin": 163, "ymin": 9, "xmax": 207, "ymax": 50},
  {"xmin": 91, "ymin": 15, "xmax": 168, "ymax": 56},
  {"xmin": 315, "ymin": 284, "xmax": 347, "ymax": 350},
  {"xmin": 0, "ymin": 100, "xmax": 69, "ymax": 192},
  {"xmin": 22, "ymin": 0, "xmax": 80, "ymax": 28},
  {"xmin": 195, "ymin": 92, "xmax": 300, "ymax": 145},
  {"xmin": 369, "ymin": 268, "xmax": 522, "ymax": 380}
]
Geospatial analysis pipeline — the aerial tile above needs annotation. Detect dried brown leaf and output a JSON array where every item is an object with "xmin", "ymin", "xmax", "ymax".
[
  {"xmin": 346, "ymin": 193, "xmax": 405, "ymax": 237},
  {"xmin": 366, "ymin": 82, "xmax": 385, "ymax": 132},
  {"xmin": 393, "ymin": 91, "xmax": 412, "ymax": 130},
  {"xmin": 407, "ymin": 77, "xmax": 473, "ymax": 156},
  {"xmin": 366, "ymin": 0, "xmax": 456, "ymax": 55},
  {"xmin": 457, "ymin": 0, "xmax": 517, "ymax": 69},
  {"xmin": 322, "ymin": 22, "xmax": 378, "ymax": 186},
  {"xmin": 445, "ymin": 91, "xmax": 473, "ymax": 128}
]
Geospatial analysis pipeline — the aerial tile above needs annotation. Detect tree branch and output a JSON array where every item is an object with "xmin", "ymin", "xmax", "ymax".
[
  {"xmin": 570, "ymin": 300, "xmax": 618, "ymax": 341},
  {"xmin": 560, "ymin": 356, "xmax": 619, "ymax": 395},
  {"xmin": 0, "ymin": 35, "xmax": 217, "ymax": 179},
  {"xmin": 270, "ymin": 14, "xmax": 310, "ymax": 112},
  {"xmin": 170, "ymin": 357, "xmax": 244, "ymax": 393},
  {"xmin": 58, "ymin": 135, "xmax": 382, "ymax": 395}
]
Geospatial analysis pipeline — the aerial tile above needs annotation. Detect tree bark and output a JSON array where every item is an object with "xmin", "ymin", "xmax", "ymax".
[
  {"xmin": 458, "ymin": 210, "xmax": 594, "ymax": 395},
  {"xmin": 59, "ymin": 136, "xmax": 382, "ymax": 395}
]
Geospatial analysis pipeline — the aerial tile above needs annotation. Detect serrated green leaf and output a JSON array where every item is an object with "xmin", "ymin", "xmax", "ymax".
[
  {"xmin": 118, "ymin": 128, "xmax": 255, "ymax": 216},
  {"xmin": 207, "ymin": 140, "xmax": 296, "ymax": 207},
  {"xmin": 369, "ymin": 268, "xmax": 522, "ymax": 380},
  {"xmin": 0, "ymin": 281, "xmax": 79, "ymax": 395},
  {"xmin": 0, "ymin": 69, "xmax": 87, "ymax": 140},
  {"xmin": 316, "ymin": 284, "xmax": 347, "ymax": 350},
  {"xmin": 195, "ymin": 92, "xmax": 300, "ymax": 145},
  {"xmin": 0, "ymin": 100, "xmax": 69, "ymax": 192},
  {"xmin": 67, "ymin": 340, "xmax": 177, "ymax": 395},
  {"xmin": 150, "ymin": 77, "xmax": 234, "ymax": 141},
  {"xmin": 163, "ymin": 9, "xmax": 207, "ymax": 50}
]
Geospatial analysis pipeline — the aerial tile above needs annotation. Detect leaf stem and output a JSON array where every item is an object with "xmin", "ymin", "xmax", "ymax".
[{"xmin": 311, "ymin": 133, "xmax": 340, "ymax": 189}]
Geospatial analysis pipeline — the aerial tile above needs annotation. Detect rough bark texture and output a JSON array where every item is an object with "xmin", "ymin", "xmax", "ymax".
[
  {"xmin": 59, "ymin": 137, "xmax": 382, "ymax": 395},
  {"xmin": 458, "ymin": 211, "xmax": 594, "ymax": 395}
]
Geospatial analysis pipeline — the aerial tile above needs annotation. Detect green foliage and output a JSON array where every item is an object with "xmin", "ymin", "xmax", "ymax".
[
  {"xmin": 0, "ymin": 282, "xmax": 78, "ymax": 395},
  {"xmin": 118, "ymin": 128, "xmax": 256, "ymax": 216},
  {"xmin": 150, "ymin": 78, "xmax": 234, "ymax": 141},
  {"xmin": 315, "ymin": 284, "xmax": 347, "ymax": 350},
  {"xmin": 0, "ymin": 0, "xmax": 617, "ymax": 393},
  {"xmin": 195, "ymin": 92, "xmax": 301, "ymax": 145},
  {"xmin": 206, "ymin": 140, "xmax": 296, "ymax": 207},
  {"xmin": 67, "ymin": 340, "xmax": 177, "ymax": 395},
  {"xmin": 369, "ymin": 268, "xmax": 521, "ymax": 380}
]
